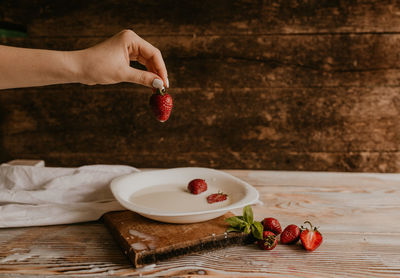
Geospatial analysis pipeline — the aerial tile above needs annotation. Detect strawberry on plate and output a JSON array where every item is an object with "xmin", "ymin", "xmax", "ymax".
[
  {"xmin": 188, "ymin": 179, "xmax": 208, "ymax": 194},
  {"xmin": 207, "ymin": 192, "xmax": 227, "ymax": 204},
  {"xmin": 300, "ymin": 221, "xmax": 323, "ymax": 251},
  {"xmin": 149, "ymin": 88, "xmax": 173, "ymax": 122}
]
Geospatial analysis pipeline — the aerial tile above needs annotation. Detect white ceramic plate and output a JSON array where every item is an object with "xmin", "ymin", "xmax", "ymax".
[{"xmin": 110, "ymin": 167, "xmax": 259, "ymax": 223}]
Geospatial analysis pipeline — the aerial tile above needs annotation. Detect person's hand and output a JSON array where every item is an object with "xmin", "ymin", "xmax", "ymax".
[{"xmin": 76, "ymin": 29, "xmax": 168, "ymax": 89}]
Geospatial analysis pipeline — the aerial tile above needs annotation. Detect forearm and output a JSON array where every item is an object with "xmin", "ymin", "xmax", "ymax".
[{"xmin": 0, "ymin": 45, "xmax": 82, "ymax": 89}]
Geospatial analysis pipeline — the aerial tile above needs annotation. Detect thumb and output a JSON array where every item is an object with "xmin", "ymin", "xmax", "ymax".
[{"xmin": 125, "ymin": 67, "xmax": 165, "ymax": 89}]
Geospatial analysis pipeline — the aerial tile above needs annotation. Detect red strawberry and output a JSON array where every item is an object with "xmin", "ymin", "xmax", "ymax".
[
  {"xmin": 262, "ymin": 217, "xmax": 282, "ymax": 235},
  {"xmin": 300, "ymin": 221, "xmax": 323, "ymax": 251},
  {"xmin": 188, "ymin": 179, "xmax": 208, "ymax": 194},
  {"xmin": 149, "ymin": 88, "xmax": 173, "ymax": 122},
  {"xmin": 206, "ymin": 192, "xmax": 227, "ymax": 203},
  {"xmin": 257, "ymin": 231, "xmax": 278, "ymax": 250},
  {"xmin": 280, "ymin": 224, "xmax": 300, "ymax": 244}
]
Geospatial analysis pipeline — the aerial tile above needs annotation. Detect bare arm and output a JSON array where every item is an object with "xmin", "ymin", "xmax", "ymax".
[
  {"xmin": 0, "ymin": 46, "xmax": 81, "ymax": 89},
  {"xmin": 0, "ymin": 30, "xmax": 169, "ymax": 90}
]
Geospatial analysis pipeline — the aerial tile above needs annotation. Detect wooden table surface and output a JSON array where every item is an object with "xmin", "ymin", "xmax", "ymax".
[{"xmin": 1, "ymin": 169, "xmax": 400, "ymax": 277}]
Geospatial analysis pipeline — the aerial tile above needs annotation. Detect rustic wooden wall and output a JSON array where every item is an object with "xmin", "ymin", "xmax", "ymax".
[{"xmin": 1, "ymin": 0, "xmax": 400, "ymax": 171}]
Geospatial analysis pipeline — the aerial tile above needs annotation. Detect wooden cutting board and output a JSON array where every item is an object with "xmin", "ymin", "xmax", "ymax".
[{"xmin": 102, "ymin": 210, "xmax": 250, "ymax": 268}]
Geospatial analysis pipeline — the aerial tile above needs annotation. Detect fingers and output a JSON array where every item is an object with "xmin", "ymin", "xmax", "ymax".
[
  {"xmin": 145, "ymin": 49, "xmax": 169, "ymax": 88},
  {"xmin": 125, "ymin": 31, "xmax": 169, "ymax": 88},
  {"xmin": 138, "ymin": 37, "xmax": 168, "ymax": 80},
  {"xmin": 125, "ymin": 67, "xmax": 165, "ymax": 89}
]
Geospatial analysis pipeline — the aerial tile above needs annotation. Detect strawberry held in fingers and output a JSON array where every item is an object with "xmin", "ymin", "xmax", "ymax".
[
  {"xmin": 257, "ymin": 231, "xmax": 278, "ymax": 250},
  {"xmin": 149, "ymin": 88, "xmax": 173, "ymax": 122},
  {"xmin": 300, "ymin": 221, "xmax": 323, "ymax": 251}
]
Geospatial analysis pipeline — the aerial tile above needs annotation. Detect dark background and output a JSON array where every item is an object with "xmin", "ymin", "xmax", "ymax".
[{"xmin": 0, "ymin": 0, "xmax": 399, "ymax": 172}]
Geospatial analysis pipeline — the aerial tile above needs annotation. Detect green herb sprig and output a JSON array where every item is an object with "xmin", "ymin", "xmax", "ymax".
[{"xmin": 225, "ymin": 205, "xmax": 263, "ymax": 240}]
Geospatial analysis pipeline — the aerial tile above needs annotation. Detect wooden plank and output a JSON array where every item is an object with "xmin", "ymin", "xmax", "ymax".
[
  {"xmin": 1, "ymin": 170, "xmax": 400, "ymax": 276},
  {"xmin": 2, "ymin": 86, "xmax": 398, "ymax": 149},
  {"xmin": 2, "ymin": 0, "xmax": 400, "ymax": 36},
  {"xmin": 1, "ymin": 86, "xmax": 399, "ymax": 171}
]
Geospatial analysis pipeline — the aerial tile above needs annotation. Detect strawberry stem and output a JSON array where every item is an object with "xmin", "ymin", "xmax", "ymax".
[
  {"xmin": 303, "ymin": 221, "xmax": 313, "ymax": 231},
  {"xmin": 303, "ymin": 220, "xmax": 319, "ymax": 231},
  {"xmin": 158, "ymin": 88, "xmax": 166, "ymax": 96}
]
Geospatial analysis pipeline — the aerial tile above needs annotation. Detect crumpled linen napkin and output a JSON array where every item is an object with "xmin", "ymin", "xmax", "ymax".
[{"xmin": 0, "ymin": 164, "xmax": 138, "ymax": 228}]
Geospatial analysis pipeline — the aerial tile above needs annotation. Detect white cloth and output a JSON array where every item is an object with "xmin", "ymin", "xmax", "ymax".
[{"xmin": 0, "ymin": 164, "xmax": 138, "ymax": 227}]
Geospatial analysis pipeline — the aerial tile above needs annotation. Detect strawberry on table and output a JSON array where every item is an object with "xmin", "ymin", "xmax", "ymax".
[
  {"xmin": 262, "ymin": 217, "xmax": 282, "ymax": 235},
  {"xmin": 300, "ymin": 221, "xmax": 323, "ymax": 251},
  {"xmin": 257, "ymin": 231, "xmax": 278, "ymax": 250},
  {"xmin": 149, "ymin": 88, "xmax": 173, "ymax": 122},
  {"xmin": 280, "ymin": 224, "xmax": 300, "ymax": 244},
  {"xmin": 187, "ymin": 179, "xmax": 208, "ymax": 194}
]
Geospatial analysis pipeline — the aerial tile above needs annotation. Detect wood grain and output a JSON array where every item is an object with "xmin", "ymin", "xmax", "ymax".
[
  {"xmin": 1, "ymin": 169, "xmax": 400, "ymax": 277},
  {"xmin": 1, "ymin": 1, "xmax": 400, "ymax": 171}
]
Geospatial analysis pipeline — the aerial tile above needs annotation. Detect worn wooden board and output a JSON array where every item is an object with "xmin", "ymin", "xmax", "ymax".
[{"xmin": 102, "ymin": 211, "xmax": 249, "ymax": 268}]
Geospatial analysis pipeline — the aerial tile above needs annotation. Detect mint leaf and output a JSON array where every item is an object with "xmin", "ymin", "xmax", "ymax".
[
  {"xmin": 226, "ymin": 205, "xmax": 261, "ymax": 239},
  {"xmin": 226, "ymin": 227, "xmax": 242, "ymax": 233},
  {"xmin": 251, "ymin": 221, "xmax": 264, "ymax": 240},
  {"xmin": 243, "ymin": 223, "xmax": 251, "ymax": 234},
  {"xmin": 243, "ymin": 205, "xmax": 253, "ymax": 224},
  {"xmin": 225, "ymin": 216, "xmax": 247, "ymax": 228}
]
